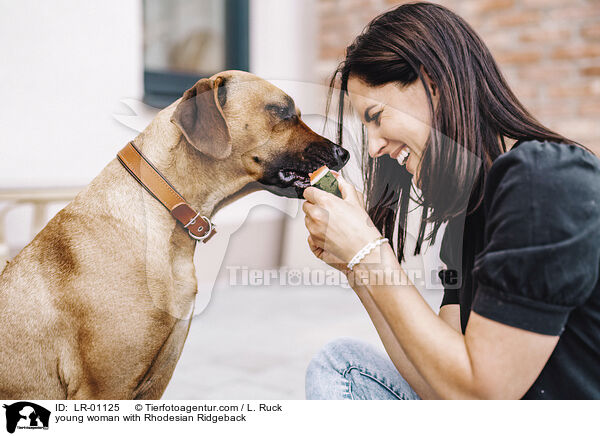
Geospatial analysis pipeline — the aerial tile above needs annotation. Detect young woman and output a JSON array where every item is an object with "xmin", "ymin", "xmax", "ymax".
[{"xmin": 303, "ymin": 2, "xmax": 600, "ymax": 399}]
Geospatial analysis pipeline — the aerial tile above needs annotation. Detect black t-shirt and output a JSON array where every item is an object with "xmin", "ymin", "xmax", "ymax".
[{"xmin": 438, "ymin": 139, "xmax": 600, "ymax": 399}]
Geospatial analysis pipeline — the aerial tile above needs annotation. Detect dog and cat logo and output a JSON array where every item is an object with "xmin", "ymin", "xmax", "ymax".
[{"xmin": 2, "ymin": 402, "xmax": 50, "ymax": 433}]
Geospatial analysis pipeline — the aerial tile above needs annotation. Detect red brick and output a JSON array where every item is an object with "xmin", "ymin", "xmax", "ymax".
[
  {"xmin": 533, "ymin": 104, "xmax": 574, "ymax": 120},
  {"xmin": 548, "ymin": 5, "xmax": 600, "ymax": 22},
  {"xmin": 582, "ymin": 23, "xmax": 600, "ymax": 41},
  {"xmin": 579, "ymin": 102, "xmax": 600, "ymax": 117},
  {"xmin": 498, "ymin": 67, "xmax": 519, "ymax": 86},
  {"xmin": 482, "ymin": 31, "xmax": 516, "ymax": 50},
  {"xmin": 519, "ymin": 28, "xmax": 571, "ymax": 43},
  {"xmin": 518, "ymin": 64, "xmax": 572, "ymax": 81},
  {"xmin": 519, "ymin": 0, "xmax": 564, "ymax": 8},
  {"xmin": 519, "ymin": 0, "xmax": 565, "ymax": 7},
  {"xmin": 552, "ymin": 44, "xmax": 600, "ymax": 60},
  {"xmin": 581, "ymin": 66, "xmax": 600, "ymax": 76},
  {"xmin": 494, "ymin": 50, "xmax": 542, "ymax": 65},
  {"xmin": 553, "ymin": 119, "xmax": 600, "ymax": 141},
  {"xmin": 492, "ymin": 11, "xmax": 541, "ymax": 27},
  {"xmin": 510, "ymin": 83, "xmax": 539, "ymax": 100},
  {"xmin": 473, "ymin": 0, "xmax": 515, "ymax": 14},
  {"xmin": 548, "ymin": 83, "xmax": 600, "ymax": 98},
  {"xmin": 319, "ymin": 45, "xmax": 346, "ymax": 61},
  {"xmin": 320, "ymin": 14, "xmax": 350, "ymax": 30}
]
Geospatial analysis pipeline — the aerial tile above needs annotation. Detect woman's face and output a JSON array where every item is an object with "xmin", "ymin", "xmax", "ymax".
[{"xmin": 347, "ymin": 73, "xmax": 438, "ymax": 180}]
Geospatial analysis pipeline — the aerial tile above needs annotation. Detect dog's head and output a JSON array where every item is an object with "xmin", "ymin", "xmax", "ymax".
[{"xmin": 170, "ymin": 70, "xmax": 349, "ymax": 198}]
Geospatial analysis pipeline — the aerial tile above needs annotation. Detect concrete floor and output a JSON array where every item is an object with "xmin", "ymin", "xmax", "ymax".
[{"xmin": 163, "ymin": 283, "xmax": 442, "ymax": 400}]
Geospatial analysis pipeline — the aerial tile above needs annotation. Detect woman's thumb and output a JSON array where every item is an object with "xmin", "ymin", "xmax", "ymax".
[{"xmin": 334, "ymin": 173, "xmax": 360, "ymax": 204}]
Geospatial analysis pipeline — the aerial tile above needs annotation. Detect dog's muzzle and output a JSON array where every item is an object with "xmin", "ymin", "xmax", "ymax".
[{"xmin": 259, "ymin": 143, "xmax": 350, "ymax": 199}]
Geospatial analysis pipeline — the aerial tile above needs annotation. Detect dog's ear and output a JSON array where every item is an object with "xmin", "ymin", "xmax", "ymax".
[{"xmin": 170, "ymin": 77, "xmax": 231, "ymax": 159}]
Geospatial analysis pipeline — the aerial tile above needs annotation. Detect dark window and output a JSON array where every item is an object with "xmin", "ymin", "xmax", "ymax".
[{"xmin": 143, "ymin": 0, "xmax": 249, "ymax": 108}]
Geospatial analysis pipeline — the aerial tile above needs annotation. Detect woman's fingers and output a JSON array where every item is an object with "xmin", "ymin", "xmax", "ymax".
[
  {"xmin": 304, "ymin": 211, "xmax": 325, "ymax": 240},
  {"xmin": 308, "ymin": 236, "xmax": 349, "ymax": 273},
  {"xmin": 305, "ymin": 176, "xmax": 361, "ymax": 208},
  {"xmin": 303, "ymin": 186, "xmax": 328, "ymax": 205},
  {"xmin": 303, "ymin": 199, "xmax": 331, "ymax": 227},
  {"xmin": 308, "ymin": 235, "xmax": 324, "ymax": 258},
  {"xmin": 302, "ymin": 199, "xmax": 321, "ymax": 217},
  {"xmin": 332, "ymin": 173, "xmax": 360, "ymax": 205},
  {"xmin": 307, "ymin": 235, "xmax": 319, "ymax": 251}
]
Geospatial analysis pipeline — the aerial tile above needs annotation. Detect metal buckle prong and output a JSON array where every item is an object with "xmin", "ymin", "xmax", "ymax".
[
  {"xmin": 186, "ymin": 215, "xmax": 213, "ymax": 241},
  {"xmin": 184, "ymin": 212, "xmax": 201, "ymax": 229}
]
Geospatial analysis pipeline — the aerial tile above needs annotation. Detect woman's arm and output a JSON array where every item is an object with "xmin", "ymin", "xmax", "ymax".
[
  {"xmin": 439, "ymin": 304, "xmax": 461, "ymax": 333},
  {"xmin": 351, "ymin": 277, "xmax": 462, "ymax": 399},
  {"xmin": 307, "ymin": 234, "xmax": 459, "ymax": 400},
  {"xmin": 352, "ymin": 282, "xmax": 439, "ymax": 399},
  {"xmin": 303, "ymin": 178, "xmax": 560, "ymax": 399},
  {"xmin": 350, "ymin": 242, "xmax": 559, "ymax": 399}
]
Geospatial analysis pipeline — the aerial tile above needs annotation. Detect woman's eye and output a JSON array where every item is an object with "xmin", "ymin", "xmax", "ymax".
[{"xmin": 365, "ymin": 110, "xmax": 383, "ymax": 125}]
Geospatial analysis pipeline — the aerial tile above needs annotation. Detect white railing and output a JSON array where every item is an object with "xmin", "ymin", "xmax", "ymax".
[{"xmin": 0, "ymin": 187, "xmax": 82, "ymax": 269}]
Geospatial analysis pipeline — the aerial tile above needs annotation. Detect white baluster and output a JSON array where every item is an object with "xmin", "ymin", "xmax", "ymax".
[
  {"xmin": 31, "ymin": 201, "xmax": 47, "ymax": 238},
  {"xmin": 0, "ymin": 202, "xmax": 16, "ymax": 272},
  {"xmin": 0, "ymin": 187, "xmax": 81, "ymax": 271}
]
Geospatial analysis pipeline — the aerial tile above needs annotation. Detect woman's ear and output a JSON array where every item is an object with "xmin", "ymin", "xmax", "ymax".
[{"xmin": 419, "ymin": 65, "xmax": 439, "ymax": 104}]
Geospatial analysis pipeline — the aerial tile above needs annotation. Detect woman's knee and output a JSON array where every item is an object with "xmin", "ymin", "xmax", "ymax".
[
  {"xmin": 305, "ymin": 337, "xmax": 366, "ymax": 400},
  {"xmin": 305, "ymin": 337, "xmax": 420, "ymax": 400},
  {"xmin": 308, "ymin": 337, "xmax": 364, "ymax": 371}
]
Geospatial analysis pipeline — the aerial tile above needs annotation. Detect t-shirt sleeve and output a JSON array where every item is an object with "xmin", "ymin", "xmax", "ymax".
[{"xmin": 471, "ymin": 141, "xmax": 600, "ymax": 335}]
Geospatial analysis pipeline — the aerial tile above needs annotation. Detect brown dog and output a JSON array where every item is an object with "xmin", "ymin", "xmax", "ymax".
[{"xmin": 0, "ymin": 70, "xmax": 348, "ymax": 399}]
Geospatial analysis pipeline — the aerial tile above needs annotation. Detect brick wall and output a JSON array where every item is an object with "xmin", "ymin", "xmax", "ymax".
[{"xmin": 317, "ymin": 0, "xmax": 600, "ymax": 154}]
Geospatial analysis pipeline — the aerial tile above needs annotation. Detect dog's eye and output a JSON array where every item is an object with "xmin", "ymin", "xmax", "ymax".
[{"xmin": 266, "ymin": 104, "xmax": 293, "ymax": 120}]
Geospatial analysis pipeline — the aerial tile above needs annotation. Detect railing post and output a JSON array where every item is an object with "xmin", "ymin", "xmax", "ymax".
[
  {"xmin": 31, "ymin": 201, "xmax": 47, "ymax": 238},
  {"xmin": 0, "ymin": 188, "xmax": 81, "ymax": 272},
  {"xmin": 0, "ymin": 202, "xmax": 16, "ymax": 272}
]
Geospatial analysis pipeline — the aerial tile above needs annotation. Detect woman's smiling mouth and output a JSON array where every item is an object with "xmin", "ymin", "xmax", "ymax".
[
  {"xmin": 390, "ymin": 144, "xmax": 408, "ymax": 159},
  {"xmin": 390, "ymin": 144, "xmax": 411, "ymax": 165}
]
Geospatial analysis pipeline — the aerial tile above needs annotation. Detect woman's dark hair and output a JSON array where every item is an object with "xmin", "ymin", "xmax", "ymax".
[{"xmin": 328, "ymin": 1, "xmax": 585, "ymax": 261}]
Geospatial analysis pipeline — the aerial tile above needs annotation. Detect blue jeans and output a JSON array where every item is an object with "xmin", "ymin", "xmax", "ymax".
[{"xmin": 305, "ymin": 338, "xmax": 421, "ymax": 400}]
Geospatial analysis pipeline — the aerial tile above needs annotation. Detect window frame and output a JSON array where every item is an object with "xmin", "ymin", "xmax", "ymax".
[{"xmin": 143, "ymin": 0, "xmax": 249, "ymax": 108}]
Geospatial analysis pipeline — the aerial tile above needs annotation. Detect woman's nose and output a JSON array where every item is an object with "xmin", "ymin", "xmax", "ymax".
[{"xmin": 367, "ymin": 128, "xmax": 388, "ymax": 158}]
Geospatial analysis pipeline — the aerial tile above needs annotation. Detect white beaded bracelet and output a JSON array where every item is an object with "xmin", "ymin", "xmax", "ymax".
[{"xmin": 347, "ymin": 237, "xmax": 389, "ymax": 271}]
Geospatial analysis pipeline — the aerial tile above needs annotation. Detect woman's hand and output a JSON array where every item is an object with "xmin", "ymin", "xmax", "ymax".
[
  {"xmin": 306, "ymin": 235, "xmax": 348, "ymax": 273},
  {"xmin": 302, "ymin": 174, "xmax": 383, "ymax": 271}
]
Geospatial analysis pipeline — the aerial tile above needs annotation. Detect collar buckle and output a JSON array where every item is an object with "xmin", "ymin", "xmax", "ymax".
[{"xmin": 185, "ymin": 213, "xmax": 214, "ymax": 241}]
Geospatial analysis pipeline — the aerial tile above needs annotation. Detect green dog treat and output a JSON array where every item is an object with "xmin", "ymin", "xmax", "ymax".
[{"xmin": 309, "ymin": 166, "xmax": 342, "ymax": 198}]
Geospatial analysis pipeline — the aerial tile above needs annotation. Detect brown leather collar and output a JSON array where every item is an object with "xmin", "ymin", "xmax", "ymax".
[{"xmin": 117, "ymin": 142, "xmax": 216, "ymax": 243}]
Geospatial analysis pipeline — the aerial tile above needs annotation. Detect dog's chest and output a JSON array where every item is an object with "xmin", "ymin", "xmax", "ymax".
[{"xmin": 130, "ymin": 314, "xmax": 193, "ymax": 399}]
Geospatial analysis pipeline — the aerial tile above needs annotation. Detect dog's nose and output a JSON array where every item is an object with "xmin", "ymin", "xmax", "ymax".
[{"xmin": 333, "ymin": 146, "xmax": 350, "ymax": 168}]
